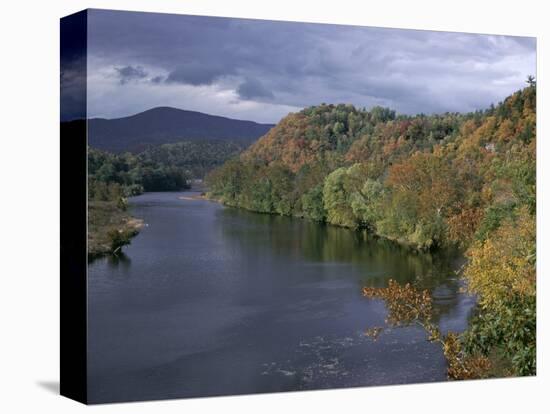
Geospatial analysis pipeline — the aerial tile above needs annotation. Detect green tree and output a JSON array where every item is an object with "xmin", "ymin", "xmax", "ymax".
[{"xmin": 301, "ymin": 184, "xmax": 326, "ymax": 222}]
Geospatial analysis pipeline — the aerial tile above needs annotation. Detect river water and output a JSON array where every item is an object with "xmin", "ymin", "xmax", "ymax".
[{"xmin": 87, "ymin": 191, "xmax": 475, "ymax": 403}]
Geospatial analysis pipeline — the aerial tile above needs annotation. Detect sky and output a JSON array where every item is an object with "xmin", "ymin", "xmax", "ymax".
[{"xmin": 74, "ymin": 9, "xmax": 536, "ymax": 123}]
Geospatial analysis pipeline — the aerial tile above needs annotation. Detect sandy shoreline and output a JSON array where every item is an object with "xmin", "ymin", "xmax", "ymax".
[{"xmin": 178, "ymin": 194, "xmax": 208, "ymax": 201}]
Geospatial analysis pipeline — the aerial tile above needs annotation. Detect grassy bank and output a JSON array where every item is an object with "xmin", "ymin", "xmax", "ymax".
[{"xmin": 88, "ymin": 200, "xmax": 143, "ymax": 260}]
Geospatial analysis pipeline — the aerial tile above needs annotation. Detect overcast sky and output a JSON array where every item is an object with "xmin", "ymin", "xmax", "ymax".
[{"xmin": 84, "ymin": 9, "xmax": 536, "ymax": 123}]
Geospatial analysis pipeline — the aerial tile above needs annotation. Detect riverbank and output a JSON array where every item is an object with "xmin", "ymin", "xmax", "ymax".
[
  {"xmin": 178, "ymin": 193, "xmax": 207, "ymax": 201},
  {"xmin": 88, "ymin": 200, "xmax": 144, "ymax": 260},
  {"xmin": 89, "ymin": 189, "xmax": 207, "ymax": 260}
]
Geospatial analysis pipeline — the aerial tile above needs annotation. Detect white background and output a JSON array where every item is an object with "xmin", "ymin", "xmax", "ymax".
[{"xmin": 0, "ymin": 0, "xmax": 548, "ymax": 412}]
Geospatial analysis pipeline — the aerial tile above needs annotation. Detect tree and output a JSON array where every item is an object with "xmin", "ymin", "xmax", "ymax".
[
  {"xmin": 323, "ymin": 164, "xmax": 370, "ymax": 228},
  {"xmin": 323, "ymin": 167, "xmax": 357, "ymax": 228},
  {"xmin": 349, "ymin": 179, "xmax": 384, "ymax": 230},
  {"xmin": 107, "ymin": 229, "xmax": 132, "ymax": 255},
  {"xmin": 301, "ymin": 184, "xmax": 326, "ymax": 222},
  {"xmin": 383, "ymin": 152, "xmax": 462, "ymax": 248},
  {"xmin": 465, "ymin": 207, "xmax": 535, "ymax": 308}
]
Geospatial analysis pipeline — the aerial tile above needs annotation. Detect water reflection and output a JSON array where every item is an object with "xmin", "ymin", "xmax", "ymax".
[
  {"xmin": 106, "ymin": 252, "xmax": 132, "ymax": 268},
  {"xmin": 218, "ymin": 207, "xmax": 468, "ymax": 325},
  {"xmin": 89, "ymin": 251, "xmax": 132, "ymax": 267}
]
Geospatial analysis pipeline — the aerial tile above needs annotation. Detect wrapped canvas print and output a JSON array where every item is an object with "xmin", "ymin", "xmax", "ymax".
[{"xmin": 60, "ymin": 8, "xmax": 537, "ymax": 404}]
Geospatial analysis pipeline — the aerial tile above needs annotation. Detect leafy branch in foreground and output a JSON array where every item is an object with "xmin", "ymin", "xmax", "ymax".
[{"xmin": 363, "ymin": 280, "xmax": 491, "ymax": 380}]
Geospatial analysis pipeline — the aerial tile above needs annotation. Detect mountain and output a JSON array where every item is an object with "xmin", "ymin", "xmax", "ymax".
[{"xmin": 87, "ymin": 107, "xmax": 275, "ymax": 153}]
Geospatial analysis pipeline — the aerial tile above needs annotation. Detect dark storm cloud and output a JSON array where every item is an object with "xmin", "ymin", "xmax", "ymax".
[
  {"xmin": 151, "ymin": 75, "xmax": 164, "ymax": 84},
  {"xmin": 166, "ymin": 63, "xmax": 229, "ymax": 86},
  {"xmin": 86, "ymin": 9, "xmax": 536, "ymax": 122},
  {"xmin": 115, "ymin": 65, "xmax": 148, "ymax": 84},
  {"xmin": 237, "ymin": 78, "xmax": 274, "ymax": 100}
]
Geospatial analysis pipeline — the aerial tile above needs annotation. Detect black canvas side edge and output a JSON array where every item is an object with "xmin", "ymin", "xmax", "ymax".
[{"xmin": 60, "ymin": 9, "xmax": 88, "ymax": 404}]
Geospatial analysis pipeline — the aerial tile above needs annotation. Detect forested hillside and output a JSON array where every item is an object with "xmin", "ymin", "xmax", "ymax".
[
  {"xmin": 207, "ymin": 85, "xmax": 535, "ymax": 250},
  {"xmin": 207, "ymin": 84, "xmax": 536, "ymax": 377},
  {"xmin": 89, "ymin": 139, "xmax": 245, "ymax": 196}
]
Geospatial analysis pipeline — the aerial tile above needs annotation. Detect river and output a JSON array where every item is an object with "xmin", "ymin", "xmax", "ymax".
[{"xmin": 87, "ymin": 191, "xmax": 475, "ymax": 403}]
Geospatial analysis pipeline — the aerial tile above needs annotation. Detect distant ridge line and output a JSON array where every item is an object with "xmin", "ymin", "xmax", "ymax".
[{"xmin": 82, "ymin": 106, "xmax": 275, "ymax": 153}]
